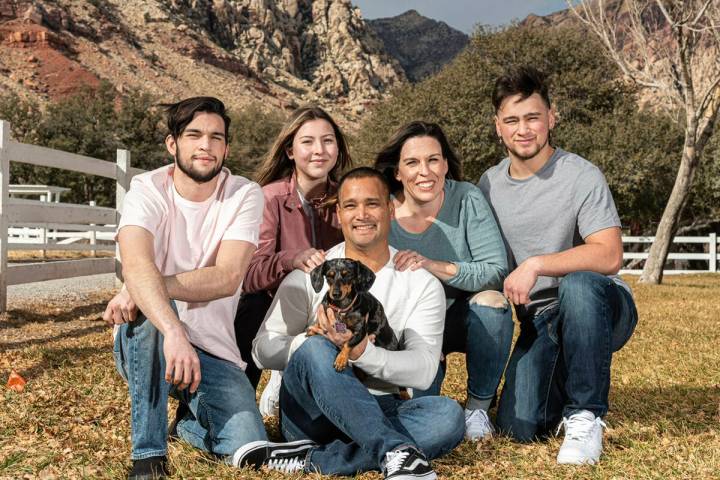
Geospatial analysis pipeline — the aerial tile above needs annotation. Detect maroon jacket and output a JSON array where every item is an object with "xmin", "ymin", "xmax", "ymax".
[{"xmin": 243, "ymin": 174, "xmax": 343, "ymax": 294}]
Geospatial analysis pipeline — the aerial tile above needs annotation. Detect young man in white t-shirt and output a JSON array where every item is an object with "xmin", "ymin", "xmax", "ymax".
[
  {"xmin": 234, "ymin": 168, "xmax": 464, "ymax": 480},
  {"xmin": 103, "ymin": 97, "xmax": 285, "ymax": 479}
]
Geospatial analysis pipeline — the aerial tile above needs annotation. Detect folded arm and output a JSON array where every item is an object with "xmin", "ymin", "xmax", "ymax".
[
  {"xmin": 504, "ymin": 226, "xmax": 623, "ymax": 305},
  {"xmin": 115, "ymin": 225, "xmax": 201, "ymax": 392},
  {"xmin": 349, "ymin": 278, "xmax": 446, "ymax": 390}
]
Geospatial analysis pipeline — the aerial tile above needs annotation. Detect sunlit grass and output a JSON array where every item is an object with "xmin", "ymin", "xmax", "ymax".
[{"xmin": 1, "ymin": 275, "xmax": 718, "ymax": 479}]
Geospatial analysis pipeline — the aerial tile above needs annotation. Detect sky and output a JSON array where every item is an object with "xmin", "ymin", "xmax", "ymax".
[{"xmin": 352, "ymin": 0, "xmax": 570, "ymax": 34}]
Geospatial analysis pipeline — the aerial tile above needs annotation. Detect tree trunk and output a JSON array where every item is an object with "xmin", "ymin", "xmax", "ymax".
[{"xmin": 639, "ymin": 134, "xmax": 699, "ymax": 284}]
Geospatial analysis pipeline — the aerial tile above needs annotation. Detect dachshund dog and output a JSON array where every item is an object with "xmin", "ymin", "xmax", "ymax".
[{"xmin": 306, "ymin": 258, "xmax": 399, "ymax": 371}]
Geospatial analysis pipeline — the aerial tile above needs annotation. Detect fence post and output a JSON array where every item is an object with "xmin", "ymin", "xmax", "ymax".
[
  {"xmin": 115, "ymin": 149, "xmax": 131, "ymax": 286},
  {"xmin": 710, "ymin": 233, "xmax": 717, "ymax": 273},
  {"xmin": 0, "ymin": 120, "xmax": 11, "ymax": 312},
  {"xmin": 89, "ymin": 200, "xmax": 97, "ymax": 258}
]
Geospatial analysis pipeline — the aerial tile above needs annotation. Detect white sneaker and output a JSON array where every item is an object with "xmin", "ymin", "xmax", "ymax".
[
  {"xmin": 556, "ymin": 410, "xmax": 606, "ymax": 465},
  {"xmin": 464, "ymin": 408, "xmax": 495, "ymax": 441},
  {"xmin": 259, "ymin": 370, "xmax": 282, "ymax": 417}
]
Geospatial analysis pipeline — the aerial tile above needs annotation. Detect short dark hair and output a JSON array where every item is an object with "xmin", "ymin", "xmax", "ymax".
[
  {"xmin": 338, "ymin": 166, "xmax": 391, "ymax": 202},
  {"xmin": 162, "ymin": 96, "xmax": 231, "ymax": 140},
  {"xmin": 374, "ymin": 121, "xmax": 462, "ymax": 195},
  {"xmin": 492, "ymin": 65, "xmax": 551, "ymax": 112}
]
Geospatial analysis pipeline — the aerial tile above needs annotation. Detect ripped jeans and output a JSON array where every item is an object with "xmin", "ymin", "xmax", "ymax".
[{"xmin": 413, "ymin": 290, "xmax": 514, "ymax": 405}]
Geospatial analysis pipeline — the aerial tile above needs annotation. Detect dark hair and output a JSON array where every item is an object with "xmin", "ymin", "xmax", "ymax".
[
  {"xmin": 162, "ymin": 96, "xmax": 231, "ymax": 140},
  {"xmin": 492, "ymin": 65, "xmax": 551, "ymax": 112},
  {"xmin": 374, "ymin": 121, "xmax": 462, "ymax": 195},
  {"xmin": 254, "ymin": 105, "xmax": 352, "ymax": 186},
  {"xmin": 338, "ymin": 166, "xmax": 391, "ymax": 202}
]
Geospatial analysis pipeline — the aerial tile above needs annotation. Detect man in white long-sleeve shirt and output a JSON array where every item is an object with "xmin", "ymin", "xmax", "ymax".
[{"xmin": 234, "ymin": 167, "xmax": 464, "ymax": 480}]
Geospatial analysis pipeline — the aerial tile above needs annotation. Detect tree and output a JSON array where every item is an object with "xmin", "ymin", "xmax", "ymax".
[
  {"xmin": 568, "ymin": 0, "xmax": 720, "ymax": 283},
  {"xmin": 354, "ymin": 24, "xmax": 687, "ymax": 231}
]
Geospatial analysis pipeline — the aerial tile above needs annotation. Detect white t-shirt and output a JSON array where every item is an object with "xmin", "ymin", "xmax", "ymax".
[
  {"xmin": 118, "ymin": 164, "xmax": 264, "ymax": 368},
  {"xmin": 252, "ymin": 243, "xmax": 447, "ymax": 395}
]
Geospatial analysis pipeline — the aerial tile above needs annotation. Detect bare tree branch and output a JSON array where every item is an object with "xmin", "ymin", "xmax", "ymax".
[{"xmin": 566, "ymin": 0, "xmax": 720, "ymax": 284}]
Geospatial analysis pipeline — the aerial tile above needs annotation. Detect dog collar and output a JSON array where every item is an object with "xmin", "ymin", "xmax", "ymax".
[{"xmin": 328, "ymin": 294, "xmax": 359, "ymax": 314}]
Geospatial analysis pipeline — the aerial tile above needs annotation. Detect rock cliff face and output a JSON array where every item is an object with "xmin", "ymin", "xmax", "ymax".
[
  {"xmin": 0, "ymin": 0, "xmax": 405, "ymax": 121},
  {"xmin": 368, "ymin": 10, "xmax": 468, "ymax": 83}
]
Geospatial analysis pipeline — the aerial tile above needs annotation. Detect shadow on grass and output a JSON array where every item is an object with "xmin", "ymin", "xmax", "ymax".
[
  {"xmin": 5, "ymin": 344, "xmax": 109, "ymax": 381},
  {"xmin": 1, "ymin": 302, "xmax": 108, "ymax": 327},
  {"xmin": 610, "ymin": 385, "xmax": 720, "ymax": 434},
  {"xmin": 0, "ymin": 324, "xmax": 108, "ymax": 352}
]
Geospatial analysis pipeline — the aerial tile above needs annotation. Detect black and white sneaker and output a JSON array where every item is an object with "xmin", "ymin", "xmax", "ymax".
[
  {"xmin": 383, "ymin": 446, "xmax": 436, "ymax": 480},
  {"xmin": 232, "ymin": 439, "xmax": 316, "ymax": 473}
]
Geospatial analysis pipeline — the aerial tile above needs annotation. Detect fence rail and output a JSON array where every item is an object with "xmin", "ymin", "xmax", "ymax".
[
  {"xmin": 0, "ymin": 119, "xmax": 142, "ymax": 311},
  {"xmin": 620, "ymin": 234, "xmax": 718, "ymax": 274},
  {"xmin": 2, "ymin": 118, "xmax": 720, "ymax": 312}
]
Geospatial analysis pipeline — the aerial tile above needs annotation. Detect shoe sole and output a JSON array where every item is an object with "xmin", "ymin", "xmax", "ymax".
[
  {"xmin": 387, "ymin": 472, "xmax": 437, "ymax": 480},
  {"xmin": 557, "ymin": 455, "xmax": 599, "ymax": 465},
  {"xmin": 232, "ymin": 439, "xmax": 316, "ymax": 468}
]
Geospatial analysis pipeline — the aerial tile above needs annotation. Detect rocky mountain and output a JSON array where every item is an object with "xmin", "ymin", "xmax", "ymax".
[
  {"xmin": 368, "ymin": 10, "xmax": 468, "ymax": 83},
  {"xmin": 0, "ymin": 0, "xmax": 406, "ymax": 122}
]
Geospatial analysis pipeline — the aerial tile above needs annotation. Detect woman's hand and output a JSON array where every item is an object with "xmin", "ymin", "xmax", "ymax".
[
  {"xmin": 393, "ymin": 249, "xmax": 458, "ymax": 280},
  {"xmin": 393, "ymin": 249, "xmax": 429, "ymax": 272},
  {"xmin": 292, "ymin": 248, "xmax": 326, "ymax": 273}
]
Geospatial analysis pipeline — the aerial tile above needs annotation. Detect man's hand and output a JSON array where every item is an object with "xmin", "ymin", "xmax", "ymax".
[
  {"xmin": 503, "ymin": 256, "xmax": 541, "ymax": 305},
  {"xmin": 163, "ymin": 327, "xmax": 201, "ymax": 393},
  {"xmin": 102, "ymin": 286, "xmax": 138, "ymax": 326},
  {"xmin": 315, "ymin": 306, "xmax": 375, "ymax": 360},
  {"xmin": 293, "ymin": 248, "xmax": 326, "ymax": 273}
]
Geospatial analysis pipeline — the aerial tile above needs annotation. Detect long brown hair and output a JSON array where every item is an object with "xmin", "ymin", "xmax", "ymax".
[{"xmin": 254, "ymin": 106, "xmax": 352, "ymax": 186}]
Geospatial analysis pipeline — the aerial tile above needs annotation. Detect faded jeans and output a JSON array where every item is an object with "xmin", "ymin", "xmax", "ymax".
[
  {"xmin": 279, "ymin": 336, "xmax": 465, "ymax": 476},
  {"xmin": 413, "ymin": 293, "xmax": 514, "ymax": 405},
  {"xmin": 113, "ymin": 312, "xmax": 267, "ymax": 460}
]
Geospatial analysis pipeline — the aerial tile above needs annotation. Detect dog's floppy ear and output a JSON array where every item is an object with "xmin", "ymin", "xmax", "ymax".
[
  {"xmin": 310, "ymin": 262, "xmax": 327, "ymax": 293},
  {"xmin": 354, "ymin": 261, "xmax": 375, "ymax": 292}
]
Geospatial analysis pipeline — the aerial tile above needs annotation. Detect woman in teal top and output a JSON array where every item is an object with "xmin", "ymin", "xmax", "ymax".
[{"xmin": 375, "ymin": 121, "xmax": 513, "ymax": 441}]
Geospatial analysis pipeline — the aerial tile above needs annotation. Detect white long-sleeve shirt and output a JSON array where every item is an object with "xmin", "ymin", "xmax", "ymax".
[{"xmin": 252, "ymin": 243, "xmax": 446, "ymax": 395}]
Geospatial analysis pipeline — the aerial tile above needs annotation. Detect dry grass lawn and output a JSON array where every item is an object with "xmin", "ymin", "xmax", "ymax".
[{"xmin": 1, "ymin": 275, "xmax": 719, "ymax": 479}]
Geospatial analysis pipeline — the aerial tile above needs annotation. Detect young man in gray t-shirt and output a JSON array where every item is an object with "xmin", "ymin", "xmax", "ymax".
[{"xmin": 478, "ymin": 66, "xmax": 638, "ymax": 465}]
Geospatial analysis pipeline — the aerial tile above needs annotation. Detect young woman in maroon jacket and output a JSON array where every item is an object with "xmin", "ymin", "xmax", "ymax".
[{"xmin": 235, "ymin": 106, "xmax": 351, "ymax": 405}]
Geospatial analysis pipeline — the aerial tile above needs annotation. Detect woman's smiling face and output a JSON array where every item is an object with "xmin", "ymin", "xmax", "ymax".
[{"xmin": 395, "ymin": 135, "xmax": 448, "ymax": 204}]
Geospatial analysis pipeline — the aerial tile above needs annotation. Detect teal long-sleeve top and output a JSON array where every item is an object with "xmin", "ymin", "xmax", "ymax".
[{"xmin": 389, "ymin": 179, "xmax": 508, "ymax": 306}]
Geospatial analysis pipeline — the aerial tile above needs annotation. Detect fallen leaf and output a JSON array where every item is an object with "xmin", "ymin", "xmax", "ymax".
[{"xmin": 7, "ymin": 370, "xmax": 27, "ymax": 392}]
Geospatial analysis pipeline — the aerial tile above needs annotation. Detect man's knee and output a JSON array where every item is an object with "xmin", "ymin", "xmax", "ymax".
[
  {"xmin": 559, "ymin": 271, "xmax": 608, "ymax": 299},
  {"xmin": 290, "ymin": 335, "xmax": 338, "ymax": 371},
  {"xmin": 412, "ymin": 397, "xmax": 464, "ymax": 457},
  {"xmin": 469, "ymin": 290, "xmax": 508, "ymax": 309}
]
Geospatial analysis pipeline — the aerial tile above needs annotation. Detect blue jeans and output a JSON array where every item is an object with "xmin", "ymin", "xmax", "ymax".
[
  {"xmin": 279, "ymin": 336, "xmax": 464, "ymax": 476},
  {"xmin": 113, "ymin": 314, "xmax": 267, "ymax": 460},
  {"xmin": 413, "ymin": 294, "xmax": 514, "ymax": 404},
  {"xmin": 496, "ymin": 271, "xmax": 638, "ymax": 442}
]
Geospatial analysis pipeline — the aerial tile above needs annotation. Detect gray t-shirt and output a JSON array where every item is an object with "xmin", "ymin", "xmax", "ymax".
[{"xmin": 478, "ymin": 148, "xmax": 630, "ymax": 319}]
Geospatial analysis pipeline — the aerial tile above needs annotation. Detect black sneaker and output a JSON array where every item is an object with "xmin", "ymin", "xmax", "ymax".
[
  {"xmin": 128, "ymin": 456, "xmax": 169, "ymax": 480},
  {"xmin": 232, "ymin": 439, "xmax": 316, "ymax": 473},
  {"xmin": 382, "ymin": 446, "xmax": 436, "ymax": 480}
]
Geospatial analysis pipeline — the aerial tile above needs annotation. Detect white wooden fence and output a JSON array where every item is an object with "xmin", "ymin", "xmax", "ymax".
[
  {"xmin": 0, "ymin": 119, "xmax": 144, "ymax": 312},
  {"xmin": 620, "ymin": 234, "xmax": 718, "ymax": 274},
  {"xmin": 1, "ymin": 117, "xmax": 719, "ymax": 312}
]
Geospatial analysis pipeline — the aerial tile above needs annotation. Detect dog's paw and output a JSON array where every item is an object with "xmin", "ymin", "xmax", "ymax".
[{"xmin": 334, "ymin": 354, "xmax": 349, "ymax": 371}]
